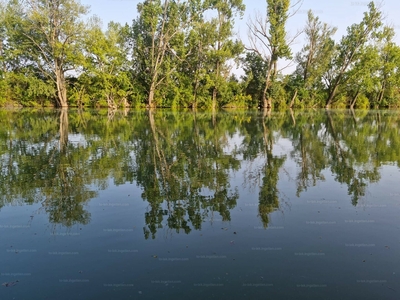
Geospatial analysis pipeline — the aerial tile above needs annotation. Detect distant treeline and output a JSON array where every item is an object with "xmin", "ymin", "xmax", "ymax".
[{"xmin": 0, "ymin": 0, "xmax": 399, "ymax": 109}]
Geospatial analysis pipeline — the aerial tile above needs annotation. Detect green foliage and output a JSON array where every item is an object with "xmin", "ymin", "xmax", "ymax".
[
  {"xmin": 355, "ymin": 94, "xmax": 370, "ymax": 109},
  {"xmin": 73, "ymin": 19, "xmax": 133, "ymax": 108},
  {"xmin": 246, "ymin": 0, "xmax": 293, "ymax": 108},
  {"xmin": 266, "ymin": 0, "xmax": 291, "ymax": 59},
  {"xmin": 325, "ymin": 2, "xmax": 382, "ymax": 107},
  {"xmin": 2, "ymin": 72, "xmax": 55, "ymax": 106},
  {"xmin": 1, "ymin": 0, "xmax": 400, "ymax": 108},
  {"xmin": 294, "ymin": 10, "xmax": 337, "ymax": 100},
  {"xmin": 241, "ymin": 52, "xmax": 269, "ymax": 107},
  {"xmin": 0, "ymin": 78, "xmax": 6, "ymax": 106},
  {"xmin": 3, "ymin": 0, "xmax": 89, "ymax": 107},
  {"xmin": 268, "ymin": 80, "xmax": 288, "ymax": 108}
]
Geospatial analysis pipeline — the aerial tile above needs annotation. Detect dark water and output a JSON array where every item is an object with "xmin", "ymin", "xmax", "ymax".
[{"xmin": 1, "ymin": 109, "xmax": 400, "ymax": 300}]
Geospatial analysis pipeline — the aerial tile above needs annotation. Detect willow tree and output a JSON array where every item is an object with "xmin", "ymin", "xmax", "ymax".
[{"xmin": 4, "ymin": 0, "xmax": 88, "ymax": 107}]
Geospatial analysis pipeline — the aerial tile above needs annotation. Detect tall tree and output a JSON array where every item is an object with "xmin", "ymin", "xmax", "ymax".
[
  {"xmin": 208, "ymin": 0, "xmax": 245, "ymax": 109},
  {"xmin": 4, "ymin": 0, "xmax": 89, "ymax": 107},
  {"xmin": 131, "ymin": 0, "xmax": 191, "ymax": 108},
  {"xmin": 241, "ymin": 51, "xmax": 269, "ymax": 106},
  {"xmin": 295, "ymin": 10, "xmax": 336, "ymax": 90},
  {"xmin": 373, "ymin": 26, "xmax": 400, "ymax": 107},
  {"xmin": 79, "ymin": 18, "xmax": 132, "ymax": 108},
  {"xmin": 324, "ymin": 1, "xmax": 382, "ymax": 108},
  {"xmin": 247, "ymin": 0, "xmax": 298, "ymax": 108},
  {"xmin": 343, "ymin": 44, "xmax": 379, "ymax": 109},
  {"xmin": 179, "ymin": 14, "xmax": 214, "ymax": 108}
]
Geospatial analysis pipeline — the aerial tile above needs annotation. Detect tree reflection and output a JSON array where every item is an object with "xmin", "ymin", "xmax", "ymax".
[
  {"xmin": 59, "ymin": 108, "xmax": 69, "ymax": 151},
  {"xmin": 239, "ymin": 110, "xmax": 287, "ymax": 228},
  {"xmin": 40, "ymin": 109, "xmax": 94, "ymax": 226},
  {"xmin": 0, "ymin": 109, "xmax": 400, "ymax": 236},
  {"xmin": 136, "ymin": 110, "xmax": 240, "ymax": 239},
  {"xmin": 286, "ymin": 111, "xmax": 327, "ymax": 196},
  {"xmin": 285, "ymin": 110, "xmax": 388, "ymax": 205},
  {"xmin": 0, "ymin": 110, "xmax": 95, "ymax": 226},
  {"xmin": 324, "ymin": 110, "xmax": 377, "ymax": 205}
]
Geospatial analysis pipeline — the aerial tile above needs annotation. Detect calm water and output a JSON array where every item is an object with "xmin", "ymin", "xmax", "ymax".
[{"xmin": 1, "ymin": 109, "xmax": 400, "ymax": 300}]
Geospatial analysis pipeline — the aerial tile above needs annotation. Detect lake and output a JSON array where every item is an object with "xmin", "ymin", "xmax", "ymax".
[{"xmin": 1, "ymin": 109, "xmax": 400, "ymax": 299}]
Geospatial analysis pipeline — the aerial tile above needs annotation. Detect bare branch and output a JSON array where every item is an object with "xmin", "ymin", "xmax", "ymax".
[{"xmin": 288, "ymin": 0, "xmax": 304, "ymax": 19}]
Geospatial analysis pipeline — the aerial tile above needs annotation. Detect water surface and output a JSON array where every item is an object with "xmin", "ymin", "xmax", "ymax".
[{"xmin": 1, "ymin": 109, "xmax": 400, "ymax": 299}]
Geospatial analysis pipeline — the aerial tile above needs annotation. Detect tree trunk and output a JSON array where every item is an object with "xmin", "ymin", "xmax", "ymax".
[
  {"xmin": 212, "ymin": 61, "xmax": 220, "ymax": 110},
  {"xmin": 0, "ymin": 39, "xmax": 5, "ymax": 75},
  {"xmin": 262, "ymin": 107, "xmax": 271, "ymax": 119},
  {"xmin": 261, "ymin": 88, "xmax": 268, "ymax": 108},
  {"xmin": 267, "ymin": 98, "xmax": 272, "ymax": 108},
  {"xmin": 350, "ymin": 107, "xmax": 357, "ymax": 124},
  {"xmin": 325, "ymin": 69, "xmax": 348, "ymax": 108},
  {"xmin": 148, "ymin": 109, "xmax": 170, "ymax": 185},
  {"xmin": 148, "ymin": 83, "xmax": 156, "ymax": 108},
  {"xmin": 107, "ymin": 93, "xmax": 117, "ymax": 110},
  {"xmin": 212, "ymin": 108, "xmax": 216, "ymax": 127},
  {"xmin": 376, "ymin": 81, "xmax": 386, "ymax": 106},
  {"xmin": 349, "ymin": 89, "xmax": 360, "ymax": 109},
  {"xmin": 59, "ymin": 108, "xmax": 68, "ymax": 152},
  {"xmin": 122, "ymin": 97, "xmax": 128, "ymax": 108},
  {"xmin": 262, "ymin": 68, "xmax": 273, "ymax": 109},
  {"xmin": 55, "ymin": 63, "xmax": 68, "ymax": 107},
  {"xmin": 107, "ymin": 107, "xmax": 117, "ymax": 121},
  {"xmin": 192, "ymin": 77, "xmax": 199, "ymax": 109},
  {"xmin": 212, "ymin": 88, "xmax": 217, "ymax": 110},
  {"xmin": 290, "ymin": 108, "xmax": 296, "ymax": 125},
  {"xmin": 325, "ymin": 84, "xmax": 339, "ymax": 108},
  {"xmin": 289, "ymin": 89, "xmax": 298, "ymax": 108}
]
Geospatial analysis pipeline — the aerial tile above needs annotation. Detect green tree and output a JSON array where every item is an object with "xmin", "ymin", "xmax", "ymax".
[
  {"xmin": 294, "ymin": 10, "xmax": 336, "ymax": 106},
  {"xmin": 342, "ymin": 44, "xmax": 379, "ymax": 109},
  {"xmin": 4, "ymin": 0, "xmax": 89, "ymax": 107},
  {"xmin": 238, "ymin": 111, "xmax": 288, "ymax": 227},
  {"xmin": 324, "ymin": 111, "xmax": 381, "ymax": 204},
  {"xmin": 207, "ymin": 0, "xmax": 245, "ymax": 109},
  {"xmin": 241, "ymin": 51, "xmax": 269, "ymax": 107},
  {"xmin": 77, "ymin": 18, "xmax": 132, "ymax": 108},
  {"xmin": 182, "ymin": 14, "xmax": 216, "ymax": 108},
  {"xmin": 325, "ymin": 1, "xmax": 382, "ymax": 108},
  {"xmin": 131, "ymin": 0, "xmax": 192, "ymax": 107},
  {"xmin": 372, "ymin": 26, "xmax": 400, "ymax": 107},
  {"xmin": 247, "ymin": 0, "xmax": 296, "ymax": 108}
]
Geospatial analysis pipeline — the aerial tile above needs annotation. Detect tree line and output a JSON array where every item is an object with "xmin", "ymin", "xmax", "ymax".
[{"xmin": 0, "ymin": 0, "xmax": 399, "ymax": 109}]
